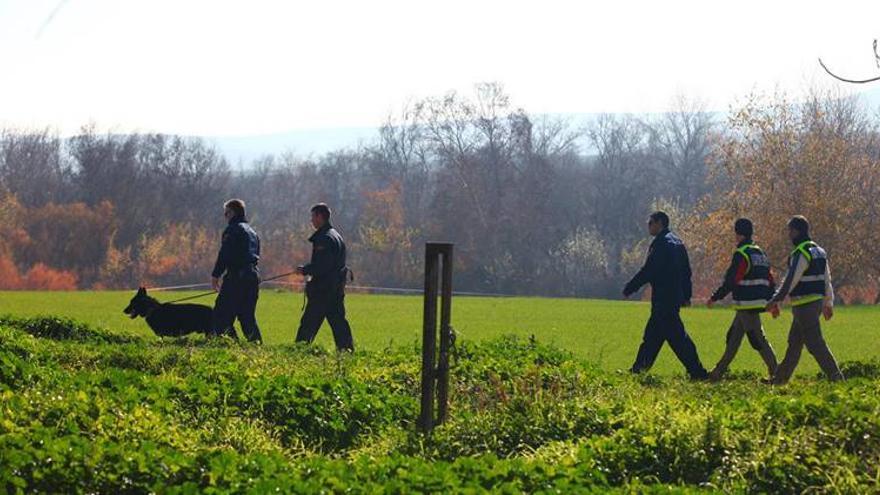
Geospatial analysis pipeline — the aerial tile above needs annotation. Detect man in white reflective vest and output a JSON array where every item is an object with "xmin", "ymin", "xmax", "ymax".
[{"xmin": 766, "ymin": 215, "xmax": 844, "ymax": 384}]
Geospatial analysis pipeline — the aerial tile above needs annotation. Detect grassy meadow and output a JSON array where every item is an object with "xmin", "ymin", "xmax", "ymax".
[{"xmin": 1, "ymin": 290, "xmax": 877, "ymax": 376}]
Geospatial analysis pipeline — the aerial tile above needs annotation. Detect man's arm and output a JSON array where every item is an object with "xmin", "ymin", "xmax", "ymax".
[
  {"xmin": 212, "ymin": 226, "xmax": 233, "ymax": 279},
  {"xmin": 624, "ymin": 243, "xmax": 662, "ymax": 297},
  {"xmin": 681, "ymin": 245, "xmax": 693, "ymax": 304},
  {"xmin": 824, "ymin": 263, "xmax": 834, "ymax": 308},
  {"xmin": 821, "ymin": 263, "xmax": 835, "ymax": 320},
  {"xmin": 213, "ymin": 225, "xmax": 249, "ymax": 277},
  {"xmin": 301, "ymin": 236, "xmax": 336, "ymax": 278},
  {"xmin": 710, "ymin": 254, "xmax": 747, "ymax": 302},
  {"xmin": 769, "ymin": 253, "xmax": 809, "ymax": 304}
]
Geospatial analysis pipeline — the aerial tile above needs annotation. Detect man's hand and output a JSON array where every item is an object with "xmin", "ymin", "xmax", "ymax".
[
  {"xmin": 706, "ymin": 298, "xmax": 714, "ymax": 308},
  {"xmin": 822, "ymin": 305, "xmax": 834, "ymax": 321},
  {"xmin": 766, "ymin": 302, "xmax": 780, "ymax": 319},
  {"xmin": 211, "ymin": 277, "xmax": 221, "ymax": 292},
  {"xmin": 296, "ymin": 265, "xmax": 306, "ymax": 275}
]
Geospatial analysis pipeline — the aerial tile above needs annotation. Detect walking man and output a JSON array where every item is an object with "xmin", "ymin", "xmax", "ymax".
[
  {"xmin": 706, "ymin": 218, "xmax": 778, "ymax": 381},
  {"xmin": 623, "ymin": 211, "xmax": 709, "ymax": 380},
  {"xmin": 295, "ymin": 203, "xmax": 354, "ymax": 351},
  {"xmin": 766, "ymin": 216, "xmax": 843, "ymax": 384},
  {"xmin": 211, "ymin": 199, "xmax": 263, "ymax": 343}
]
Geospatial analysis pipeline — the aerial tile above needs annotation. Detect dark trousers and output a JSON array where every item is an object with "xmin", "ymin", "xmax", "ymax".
[
  {"xmin": 631, "ymin": 307, "xmax": 708, "ymax": 379},
  {"xmin": 296, "ymin": 285, "xmax": 354, "ymax": 351},
  {"xmin": 213, "ymin": 272, "xmax": 262, "ymax": 343}
]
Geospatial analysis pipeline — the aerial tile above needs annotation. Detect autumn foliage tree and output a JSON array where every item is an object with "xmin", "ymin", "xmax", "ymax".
[
  {"xmin": 683, "ymin": 91, "xmax": 880, "ymax": 302},
  {"xmin": 0, "ymin": 194, "xmax": 83, "ymax": 290},
  {"xmin": 99, "ymin": 224, "xmax": 216, "ymax": 288},
  {"xmin": 356, "ymin": 182, "xmax": 419, "ymax": 287},
  {"xmin": 20, "ymin": 201, "xmax": 115, "ymax": 285}
]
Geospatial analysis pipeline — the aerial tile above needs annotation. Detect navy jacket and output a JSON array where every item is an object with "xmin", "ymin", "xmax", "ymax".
[
  {"xmin": 623, "ymin": 229, "xmax": 693, "ymax": 310},
  {"xmin": 302, "ymin": 223, "xmax": 347, "ymax": 291},
  {"xmin": 211, "ymin": 215, "xmax": 260, "ymax": 278}
]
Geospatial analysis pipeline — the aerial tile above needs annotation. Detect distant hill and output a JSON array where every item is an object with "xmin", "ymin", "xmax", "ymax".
[
  {"xmin": 206, "ymin": 127, "xmax": 379, "ymax": 166},
  {"xmin": 863, "ymin": 86, "xmax": 880, "ymax": 108}
]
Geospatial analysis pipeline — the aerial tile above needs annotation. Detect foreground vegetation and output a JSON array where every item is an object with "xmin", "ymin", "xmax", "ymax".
[{"xmin": 2, "ymin": 314, "xmax": 879, "ymax": 493}]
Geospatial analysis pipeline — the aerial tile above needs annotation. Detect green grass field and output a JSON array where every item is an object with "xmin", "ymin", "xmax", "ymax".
[{"xmin": 1, "ymin": 290, "xmax": 877, "ymax": 376}]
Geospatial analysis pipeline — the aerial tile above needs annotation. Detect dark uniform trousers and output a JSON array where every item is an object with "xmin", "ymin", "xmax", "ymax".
[
  {"xmin": 296, "ymin": 283, "xmax": 354, "ymax": 351},
  {"xmin": 213, "ymin": 267, "xmax": 262, "ymax": 343},
  {"xmin": 632, "ymin": 307, "xmax": 707, "ymax": 379}
]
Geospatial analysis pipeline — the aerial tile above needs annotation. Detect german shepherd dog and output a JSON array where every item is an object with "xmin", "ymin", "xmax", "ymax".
[{"xmin": 123, "ymin": 287, "xmax": 216, "ymax": 338}]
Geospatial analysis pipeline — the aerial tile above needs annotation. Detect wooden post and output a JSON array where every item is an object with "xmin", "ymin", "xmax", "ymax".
[
  {"xmin": 419, "ymin": 244, "xmax": 439, "ymax": 432},
  {"xmin": 419, "ymin": 242, "xmax": 453, "ymax": 433},
  {"xmin": 436, "ymin": 245, "xmax": 453, "ymax": 425}
]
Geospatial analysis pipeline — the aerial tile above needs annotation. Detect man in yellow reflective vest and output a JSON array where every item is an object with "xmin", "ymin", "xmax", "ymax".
[
  {"xmin": 705, "ymin": 218, "xmax": 778, "ymax": 381},
  {"xmin": 766, "ymin": 215, "xmax": 844, "ymax": 384}
]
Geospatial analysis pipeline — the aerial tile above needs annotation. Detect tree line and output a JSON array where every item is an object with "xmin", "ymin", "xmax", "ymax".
[{"xmin": 1, "ymin": 83, "xmax": 879, "ymax": 302}]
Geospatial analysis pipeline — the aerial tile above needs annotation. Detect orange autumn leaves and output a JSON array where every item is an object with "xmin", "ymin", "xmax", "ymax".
[
  {"xmin": 682, "ymin": 92, "xmax": 880, "ymax": 302},
  {"xmin": 0, "ymin": 190, "xmax": 316, "ymax": 290}
]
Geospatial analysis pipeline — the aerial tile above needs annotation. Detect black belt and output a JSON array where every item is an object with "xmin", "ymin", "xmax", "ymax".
[{"xmin": 226, "ymin": 264, "xmax": 259, "ymax": 278}]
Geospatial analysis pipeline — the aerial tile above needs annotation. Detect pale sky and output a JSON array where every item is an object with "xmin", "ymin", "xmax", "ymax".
[{"xmin": 1, "ymin": 0, "xmax": 879, "ymax": 136}]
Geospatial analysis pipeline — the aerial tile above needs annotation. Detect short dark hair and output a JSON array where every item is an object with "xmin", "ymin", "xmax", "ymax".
[
  {"xmin": 788, "ymin": 215, "xmax": 810, "ymax": 236},
  {"xmin": 224, "ymin": 199, "xmax": 246, "ymax": 218},
  {"xmin": 734, "ymin": 218, "xmax": 753, "ymax": 238},
  {"xmin": 649, "ymin": 211, "xmax": 670, "ymax": 229},
  {"xmin": 311, "ymin": 203, "xmax": 331, "ymax": 220}
]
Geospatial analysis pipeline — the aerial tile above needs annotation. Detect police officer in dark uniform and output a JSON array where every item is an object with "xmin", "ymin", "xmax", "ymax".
[
  {"xmin": 623, "ymin": 211, "xmax": 709, "ymax": 380},
  {"xmin": 211, "ymin": 198, "xmax": 262, "ymax": 343},
  {"xmin": 295, "ymin": 203, "xmax": 354, "ymax": 351}
]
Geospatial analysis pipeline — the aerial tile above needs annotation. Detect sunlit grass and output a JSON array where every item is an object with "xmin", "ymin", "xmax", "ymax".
[{"xmin": 1, "ymin": 290, "xmax": 876, "ymax": 376}]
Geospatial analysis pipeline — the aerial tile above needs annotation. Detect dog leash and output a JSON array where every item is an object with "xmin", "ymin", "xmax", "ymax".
[
  {"xmin": 143, "ymin": 282, "xmax": 213, "ymax": 291},
  {"xmin": 156, "ymin": 270, "xmax": 300, "ymax": 304},
  {"xmin": 153, "ymin": 270, "xmax": 516, "ymax": 305},
  {"xmin": 160, "ymin": 290, "xmax": 218, "ymax": 305}
]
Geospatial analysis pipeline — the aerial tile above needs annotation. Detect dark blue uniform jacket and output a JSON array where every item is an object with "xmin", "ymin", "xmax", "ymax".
[
  {"xmin": 211, "ymin": 215, "xmax": 260, "ymax": 279},
  {"xmin": 623, "ymin": 229, "xmax": 693, "ymax": 311},
  {"xmin": 302, "ymin": 223, "xmax": 347, "ymax": 292}
]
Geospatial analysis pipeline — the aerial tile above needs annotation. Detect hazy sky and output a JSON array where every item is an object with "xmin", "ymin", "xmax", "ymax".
[{"xmin": 1, "ymin": 0, "xmax": 879, "ymax": 136}]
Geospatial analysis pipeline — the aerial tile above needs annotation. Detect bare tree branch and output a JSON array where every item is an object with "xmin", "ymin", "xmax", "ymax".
[
  {"xmin": 35, "ymin": 0, "xmax": 70, "ymax": 40},
  {"xmin": 875, "ymin": 39, "xmax": 879, "ymax": 68},
  {"xmin": 818, "ymin": 57, "xmax": 880, "ymax": 84}
]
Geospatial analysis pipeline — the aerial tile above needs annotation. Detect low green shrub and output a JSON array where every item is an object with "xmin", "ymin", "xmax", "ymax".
[
  {"xmin": 0, "ymin": 315, "xmax": 140, "ymax": 344},
  {"xmin": 1, "ymin": 317, "xmax": 878, "ymax": 493}
]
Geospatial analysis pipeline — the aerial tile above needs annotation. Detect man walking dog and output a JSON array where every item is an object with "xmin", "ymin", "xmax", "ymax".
[
  {"xmin": 295, "ymin": 203, "xmax": 355, "ymax": 351},
  {"xmin": 705, "ymin": 218, "xmax": 778, "ymax": 381},
  {"xmin": 211, "ymin": 199, "xmax": 263, "ymax": 343}
]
